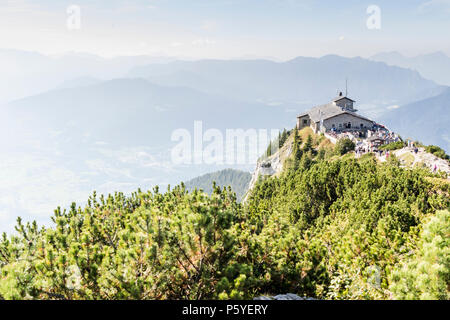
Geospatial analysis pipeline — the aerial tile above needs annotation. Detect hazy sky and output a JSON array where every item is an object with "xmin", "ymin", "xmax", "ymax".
[{"xmin": 0, "ymin": 0, "xmax": 449, "ymax": 59}]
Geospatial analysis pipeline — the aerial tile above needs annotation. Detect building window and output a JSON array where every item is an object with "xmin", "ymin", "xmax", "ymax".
[
  {"xmin": 360, "ymin": 123, "xmax": 364, "ymax": 128},
  {"xmin": 332, "ymin": 124, "xmax": 335, "ymax": 128},
  {"xmin": 303, "ymin": 119, "xmax": 308, "ymax": 125},
  {"xmin": 339, "ymin": 123, "xmax": 342, "ymax": 128}
]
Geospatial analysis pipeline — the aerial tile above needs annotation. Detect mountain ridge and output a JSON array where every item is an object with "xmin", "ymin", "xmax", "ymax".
[
  {"xmin": 129, "ymin": 54, "xmax": 439, "ymax": 110},
  {"xmin": 380, "ymin": 87, "xmax": 450, "ymax": 153},
  {"xmin": 184, "ymin": 169, "xmax": 252, "ymax": 202},
  {"xmin": 370, "ymin": 51, "xmax": 450, "ymax": 86}
]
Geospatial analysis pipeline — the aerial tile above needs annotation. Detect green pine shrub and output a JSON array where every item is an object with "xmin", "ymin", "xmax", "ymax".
[{"xmin": 0, "ymin": 131, "xmax": 448, "ymax": 300}]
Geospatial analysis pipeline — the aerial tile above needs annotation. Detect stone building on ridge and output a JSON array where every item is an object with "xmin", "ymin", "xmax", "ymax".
[{"xmin": 297, "ymin": 92, "xmax": 375, "ymax": 133}]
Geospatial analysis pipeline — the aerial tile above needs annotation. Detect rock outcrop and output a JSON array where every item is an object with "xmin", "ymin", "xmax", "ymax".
[
  {"xmin": 254, "ymin": 293, "xmax": 316, "ymax": 300},
  {"xmin": 378, "ymin": 147, "xmax": 450, "ymax": 176},
  {"xmin": 244, "ymin": 144, "xmax": 292, "ymax": 202}
]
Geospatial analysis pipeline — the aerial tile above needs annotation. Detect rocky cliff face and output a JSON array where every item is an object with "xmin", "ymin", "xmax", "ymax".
[{"xmin": 244, "ymin": 140, "xmax": 292, "ymax": 202}]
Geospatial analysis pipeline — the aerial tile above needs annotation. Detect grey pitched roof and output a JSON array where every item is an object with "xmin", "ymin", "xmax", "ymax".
[
  {"xmin": 298, "ymin": 102, "xmax": 375, "ymax": 124},
  {"xmin": 333, "ymin": 96, "xmax": 355, "ymax": 103},
  {"xmin": 297, "ymin": 112, "xmax": 309, "ymax": 118},
  {"xmin": 308, "ymin": 103, "xmax": 345, "ymax": 122},
  {"xmin": 343, "ymin": 109, "xmax": 375, "ymax": 123}
]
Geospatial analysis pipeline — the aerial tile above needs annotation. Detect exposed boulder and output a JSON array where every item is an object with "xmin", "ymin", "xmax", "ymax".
[{"xmin": 254, "ymin": 293, "xmax": 316, "ymax": 300}]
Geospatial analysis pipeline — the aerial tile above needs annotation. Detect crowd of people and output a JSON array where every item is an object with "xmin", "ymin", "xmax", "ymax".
[
  {"xmin": 327, "ymin": 125, "xmax": 449, "ymax": 175},
  {"xmin": 324, "ymin": 123, "xmax": 420, "ymax": 163},
  {"xmin": 327, "ymin": 123, "xmax": 401, "ymax": 157}
]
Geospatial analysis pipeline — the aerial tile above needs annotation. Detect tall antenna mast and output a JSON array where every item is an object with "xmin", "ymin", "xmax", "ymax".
[{"xmin": 345, "ymin": 78, "xmax": 348, "ymax": 96}]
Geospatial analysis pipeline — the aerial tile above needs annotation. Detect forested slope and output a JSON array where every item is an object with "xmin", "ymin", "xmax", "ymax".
[
  {"xmin": 184, "ymin": 169, "xmax": 251, "ymax": 202},
  {"xmin": 0, "ymin": 130, "xmax": 448, "ymax": 300}
]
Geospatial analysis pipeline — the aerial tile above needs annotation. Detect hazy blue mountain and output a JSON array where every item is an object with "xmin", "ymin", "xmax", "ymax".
[
  {"xmin": 129, "ymin": 55, "xmax": 439, "ymax": 115},
  {"xmin": 184, "ymin": 169, "xmax": 252, "ymax": 202},
  {"xmin": 371, "ymin": 51, "xmax": 450, "ymax": 86},
  {"xmin": 55, "ymin": 76, "xmax": 103, "ymax": 90},
  {"xmin": 380, "ymin": 87, "xmax": 450, "ymax": 153},
  {"xmin": 0, "ymin": 78, "xmax": 287, "ymax": 231},
  {"xmin": 1, "ymin": 49, "xmax": 440, "ymax": 116},
  {"xmin": 0, "ymin": 49, "xmax": 176, "ymax": 103},
  {"xmin": 5, "ymin": 78, "xmax": 290, "ymax": 173},
  {"xmin": 8, "ymin": 78, "xmax": 288, "ymax": 146}
]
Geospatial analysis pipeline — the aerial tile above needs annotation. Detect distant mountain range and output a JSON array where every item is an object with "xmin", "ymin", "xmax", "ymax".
[
  {"xmin": 184, "ymin": 169, "xmax": 251, "ymax": 202},
  {"xmin": 370, "ymin": 51, "xmax": 450, "ymax": 86},
  {"xmin": 10, "ymin": 53, "xmax": 442, "ymax": 153},
  {"xmin": 0, "ymin": 77, "xmax": 282, "ymax": 231},
  {"xmin": 7, "ymin": 78, "xmax": 283, "ymax": 146},
  {"xmin": 55, "ymin": 76, "xmax": 103, "ymax": 90},
  {"xmin": 129, "ymin": 54, "xmax": 440, "ymax": 115},
  {"xmin": 1, "ymin": 48, "xmax": 443, "ymax": 114},
  {"xmin": 1, "ymin": 50, "xmax": 449, "ymax": 232},
  {"xmin": 0, "ymin": 49, "xmax": 176, "ymax": 103},
  {"xmin": 380, "ymin": 87, "xmax": 450, "ymax": 153}
]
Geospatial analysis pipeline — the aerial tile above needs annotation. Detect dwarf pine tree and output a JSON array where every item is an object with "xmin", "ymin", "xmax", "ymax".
[
  {"xmin": 291, "ymin": 129, "xmax": 303, "ymax": 169},
  {"xmin": 0, "ymin": 186, "xmax": 256, "ymax": 300},
  {"xmin": 390, "ymin": 210, "xmax": 450, "ymax": 300},
  {"xmin": 303, "ymin": 134, "xmax": 313, "ymax": 152},
  {"xmin": 279, "ymin": 129, "xmax": 288, "ymax": 149},
  {"xmin": 0, "ymin": 130, "xmax": 448, "ymax": 300}
]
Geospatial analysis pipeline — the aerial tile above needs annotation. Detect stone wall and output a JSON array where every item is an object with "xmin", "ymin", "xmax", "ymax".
[
  {"xmin": 323, "ymin": 113, "xmax": 373, "ymax": 131},
  {"xmin": 297, "ymin": 114, "xmax": 311, "ymax": 130},
  {"xmin": 324, "ymin": 132, "xmax": 338, "ymax": 144}
]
